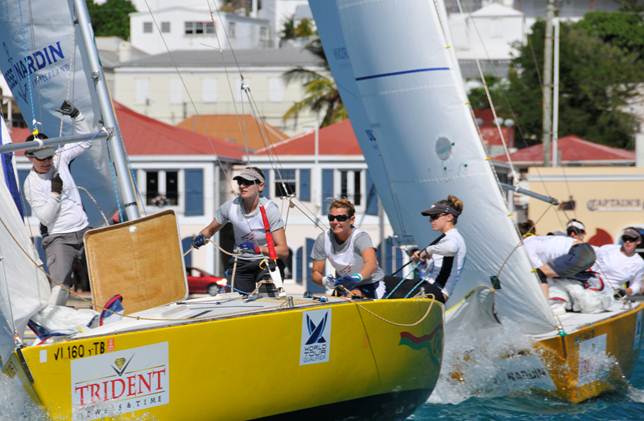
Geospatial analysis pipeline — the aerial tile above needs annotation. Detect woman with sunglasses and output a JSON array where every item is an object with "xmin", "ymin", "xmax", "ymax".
[
  {"xmin": 410, "ymin": 195, "xmax": 466, "ymax": 303},
  {"xmin": 311, "ymin": 198, "xmax": 385, "ymax": 298},
  {"xmin": 591, "ymin": 227, "xmax": 644, "ymax": 297},
  {"xmin": 192, "ymin": 167, "xmax": 288, "ymax": 294}
]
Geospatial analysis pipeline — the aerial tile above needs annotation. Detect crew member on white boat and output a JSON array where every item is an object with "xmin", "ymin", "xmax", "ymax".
[
  {"xmin": 311, "ymin": 198, "xmax": 385, "ymax": 299},
  {"xmin": 592, "ymin": 227, "xmax": 644, "ymax": 297},
  {"xmin": 192, "ymin": 167, "xmax": 288, "ymax": 294},
  {"xmin": 523, "ymin": 234, "xmax": 596, "ymax": 297},
  {"xmin": 566, "ymin": 219, "xmax": 586, "ymax": 241},
  {"xmin": 410, "ymin": 195, "xmax": 467, "ymax": 304},
  {"xmin": 23, "ymin": 101, "xmax": 93, "ymax": 306}
]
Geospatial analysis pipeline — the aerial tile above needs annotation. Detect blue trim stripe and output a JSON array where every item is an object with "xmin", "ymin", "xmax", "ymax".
[{"xmin": 356, "ymin": 67, "xmax": 450, "ymax": 81}]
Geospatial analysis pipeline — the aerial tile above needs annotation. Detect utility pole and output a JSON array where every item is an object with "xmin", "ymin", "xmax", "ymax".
[{"xmin": 541, "ymin": 0, "xmax": 556, "ymax": 166}]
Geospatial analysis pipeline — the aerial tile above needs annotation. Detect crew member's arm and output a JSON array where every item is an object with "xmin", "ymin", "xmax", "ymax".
[
  {"xmin": 263, "ymin": 227, "xmax": 288, "ymax": 259},
  {"xmin": 23, "ymin": 178, "xmax": 61, "ymax": 226},
  {"xmin": 199, "ymin": 218, "xmax": 224, "ymax": 238},
  {"xmin": 311, "ymin": 259, "xmax": 326, "ymax": 286},
  {"xmin": 359, "ymin": 248, "xmax": 378, "ymax": 281},
  {"xmin": 626, "ymin": 267, "xmax": 644, "ymax": 296},
  {"xmin": 420, "ymin": 236, "xmax": 458, "ymax": 260},
  {"xmin": 59, "ymin": 108, "xmax": 93, "ymax": 164}
]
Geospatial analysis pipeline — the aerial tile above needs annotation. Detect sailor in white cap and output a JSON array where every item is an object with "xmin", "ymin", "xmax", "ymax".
[
  {"xmin": 192, "ymin": 167, "xmax": 289, "ymax": 294},
  {"xmin": 23, "ymin": 101, "xmax": 93, "ymax": 306}
]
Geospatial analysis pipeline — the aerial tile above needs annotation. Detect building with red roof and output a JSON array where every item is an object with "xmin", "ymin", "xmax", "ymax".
[{"xmin": 494, "ymin": 135, "xmax": 635, "ymax": 167}]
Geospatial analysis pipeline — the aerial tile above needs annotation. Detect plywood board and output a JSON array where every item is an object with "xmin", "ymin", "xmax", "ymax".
[{"xmin": 85, "ymin": 210, "xmax": 188, "ymax": 314}]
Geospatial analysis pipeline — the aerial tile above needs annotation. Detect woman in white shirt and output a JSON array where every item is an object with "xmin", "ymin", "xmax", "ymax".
[{"xmin": 410, "ymin": 195, "xmax": 467, "ymax": 303}]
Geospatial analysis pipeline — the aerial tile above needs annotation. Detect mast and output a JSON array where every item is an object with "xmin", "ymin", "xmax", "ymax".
[
  {"xmin": 73, "ymin": 0, "xmax": 140, "ymax": 221},
  {"xmin": 552, "ymin": 17, "xmax": 560, "ymax": 167},
  {"xmin": 541, "ymin": 0, "xmax": 556, "ymax": 166}
]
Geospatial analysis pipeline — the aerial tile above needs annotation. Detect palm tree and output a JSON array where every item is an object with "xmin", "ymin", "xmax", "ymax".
[{"xmin": 282, "ymin": 37, "xmax": 347, "ymax": 128}]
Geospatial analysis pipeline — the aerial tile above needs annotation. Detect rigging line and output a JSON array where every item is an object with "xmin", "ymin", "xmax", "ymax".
[
  {"xmin": 17, "ymin": 0, "xmax": 39, "ymax": 129},
  {"xmin": 452, "ymin": 0, "xmax": 518, "ymax": 183},
  {"xmin": 454, "ymin": 0, "xmax": 566, "ymax": 230},
  {"xmin": 59, "ymin": 13, "xmax": 79, "ymax": 137},
  {"xmin": 243, "ymin": 87, "xmax": 292, "ymax": 197},
  {"xmin": 141, "ymin": 0, "xmax": 234, "ymax": 184},
  {"xmin": 204, "ymin": 1, "xmax": 255, "ymax": 162},
  {"xmin": 77, "ymin": 186, "xmax": 109, "ymax": 226}
]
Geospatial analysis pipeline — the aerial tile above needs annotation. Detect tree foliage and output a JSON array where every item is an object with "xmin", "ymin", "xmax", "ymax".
[
  {"xmin": 282, "ymin": 38, "xmax": 347, "ymax": 128},
  {"xmin": 88, "ymin": 0, "xmax": 136, "ymax": 40},
  {"xmin": 482, "ymin": 13, "xmax": 642, "ymax": 150}
]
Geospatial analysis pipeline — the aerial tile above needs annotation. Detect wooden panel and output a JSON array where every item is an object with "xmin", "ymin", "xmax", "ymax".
[{"xmin": 85, "ymin": 210, "xmax": 188, "ymax": 314}]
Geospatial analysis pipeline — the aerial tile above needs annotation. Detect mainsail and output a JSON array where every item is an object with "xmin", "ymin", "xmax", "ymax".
[
  {"xmin": 0, "ymin": 0, "xmax": 117, "ymax": 225},
  {"xmin": 310, "ymin": 0, "xmax": 557, "ymax": 334}
]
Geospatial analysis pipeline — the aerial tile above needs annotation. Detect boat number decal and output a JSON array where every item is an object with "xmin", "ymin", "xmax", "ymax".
[
  {"xmin": 300, "ymin": 309, "xmax": 331, "ymax": 365},
  {"xmin": 578, "ymin": 334, "xmax": 607, "ymax": 386},
  {"xmin": 635, "ymin": 311, "xmax": 643, "ymax": 350},
  {"xmin": 493, "ymin": 354, "xmax": 556, "ymax": 392},
  {"xmin": 53, "ymin": 341, "xmax": 107, "ymax": 361},
  {"xmin": 70, "ymin": 342, "xmax": 169, "ymax": 419}
]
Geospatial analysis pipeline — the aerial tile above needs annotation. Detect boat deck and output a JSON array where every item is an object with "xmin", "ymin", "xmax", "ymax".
[
  {"xmin": 72, "ymin": 293, "xmax": 346, "ymax": 339},
  {"xmin": 533, "ymin": 300, "xmax": 642, "ymax": 340}
]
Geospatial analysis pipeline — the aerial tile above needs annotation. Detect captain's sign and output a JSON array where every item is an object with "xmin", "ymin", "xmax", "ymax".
[
  {"xmin": 71, "ymin": 342, "xmax": 169, "ymax": 420},
  {"xmin": 587, "ymin": 198, "xmax": 642, "ymax": 212}
]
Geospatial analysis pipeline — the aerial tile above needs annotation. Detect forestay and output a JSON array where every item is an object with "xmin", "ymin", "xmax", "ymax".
[
  {"xmin": 309, "ymin": 0, "xmax": 557, "ymax": 334},
  {"xmin": 0, "ymin": 0, "xmax": 117, "ymax": 226}
]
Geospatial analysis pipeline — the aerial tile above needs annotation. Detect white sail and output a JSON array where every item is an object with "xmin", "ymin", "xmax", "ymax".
[
  {"xmin": 0, "ymin": 0, "xmax": 117, "ymax": 226},
  {"xmin": 309, "ymin": 0, "xmax": 557, "ymax": 334},
  {"xmin": 0, "ymin": 157, "xmax": 49, "ymax": 366}
]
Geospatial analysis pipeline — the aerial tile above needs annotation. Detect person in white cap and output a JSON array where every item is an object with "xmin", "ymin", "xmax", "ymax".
[
  {"xmin": 566, "ymin": 219, "xmax": 586, "ymax": 241},
  {"xmin": 23, "ymin": 101, "xmax": 93, "ymax": 306},
  {"xmin": 409, "ymin": 195, "xmax": 467, "ymax": 303},
  {"xmin": 592, "ymin": 227, "xmax": 644, "ymax": 297},
  {"xmin": 192, "ymin": 167, "xmax": 289, "ymax": 294}
]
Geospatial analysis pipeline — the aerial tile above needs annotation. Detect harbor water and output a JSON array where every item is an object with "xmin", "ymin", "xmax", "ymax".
[{"xmin": 412, "ymin": 347, "xmax": 644, "ymax": 420}]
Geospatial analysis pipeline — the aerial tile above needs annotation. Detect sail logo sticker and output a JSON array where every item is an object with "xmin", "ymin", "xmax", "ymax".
[
  {"xmin": 70, "ymin": 342, "xmax": 169, "ymax": 420},
  {"xmin": 300, "ymin": 309, "xmax": 331, "ymax": 365}
]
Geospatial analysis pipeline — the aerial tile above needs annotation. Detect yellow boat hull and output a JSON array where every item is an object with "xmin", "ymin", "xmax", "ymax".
[
  {"xmin": 7, "ymin": 298, "xmax": 443, "ymax": 420},
  {"xmin": 536, "ymin": 303, "xmax": 643, "ymax": 403}
]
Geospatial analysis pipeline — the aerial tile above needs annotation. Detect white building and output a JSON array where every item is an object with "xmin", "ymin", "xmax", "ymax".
[
  {"xmin": 130, "ymin": 6, "xmax": 272, "ymax": 55},
  {"xmin": 111, "ymin": 47, "xmax": 325, "ymax": 133}
]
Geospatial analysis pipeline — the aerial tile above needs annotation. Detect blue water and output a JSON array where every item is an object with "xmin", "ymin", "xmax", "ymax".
[{"xmin": 410, "ymin": 347, "xmax": 644, "ymax": 420}]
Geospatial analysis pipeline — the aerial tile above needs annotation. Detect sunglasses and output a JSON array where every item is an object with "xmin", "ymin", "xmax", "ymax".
[
  {"xmin": 622, "ymin": 235, "xmax": 639, "ymax": 243},
  {"xmin": 236, "ymin": 178, "xmax": 259, "ymax": 186},
  {"xmin": 328, "ymin": 214, "xmax": 350, "ymax": 222},
  {"xmin": 429, "ymin": 213, "xmax": 446, "ymax": 221}
]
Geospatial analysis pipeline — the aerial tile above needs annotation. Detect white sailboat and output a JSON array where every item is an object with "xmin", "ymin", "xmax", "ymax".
[
  {"xmin": 0, "ymin": 1, "xmax": 445, "ymax": 419},
  {"xmin": 309, "ymin": 0, "xmax": 643, "ymax": 403}
]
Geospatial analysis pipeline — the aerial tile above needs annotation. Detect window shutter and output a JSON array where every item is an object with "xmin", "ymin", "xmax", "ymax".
[
  {"xmin": 184, "ymin": 169, "xmax": 204, "ymax": 216},
  {"xmin": 261, "ymin": 169, "xmax": 270, "ymax": 198},
  {"xmin": 299, "ymin": 169, "xmax": 310, "ymax": 201},
  {"xmin": 322, "ymin": 169, "xmax": 334, "ymax": 212},
  {"xmin": 365, "ymin": 170, "xmax": 378, "ymax": 215}
]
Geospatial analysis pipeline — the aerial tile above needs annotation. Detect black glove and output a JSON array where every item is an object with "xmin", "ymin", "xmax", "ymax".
[
  {"xmin": 55, "ymin": 100, "xmax": 80, "ymax": 118},
  {"xmin": 193, "ymin": 234, "xmax": 207, "ymax": 249},
  {"xmin": 613, "ymin": 288, "xmax": 627, "ymax": 300},
  {"xmin": 536, "ymin": 268, "xmax": 548, "ymax": 284},
  {"xmin": 51, "ymin": 173, "xmax": 63, "ymax": 194}
]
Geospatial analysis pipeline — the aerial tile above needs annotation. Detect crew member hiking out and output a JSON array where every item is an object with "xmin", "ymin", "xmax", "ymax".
[{"xmin": 192, "ymin": 167, "xmax": 288, "ymax": 294}]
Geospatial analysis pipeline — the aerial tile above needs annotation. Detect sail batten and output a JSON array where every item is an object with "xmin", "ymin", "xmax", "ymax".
[{"xmin": 310, "ymin": 0, "xmax": 557, "ymax": 334}]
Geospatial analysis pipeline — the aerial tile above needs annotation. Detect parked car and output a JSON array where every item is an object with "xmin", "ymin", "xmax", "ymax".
[{"xmin": 186, "ymin": 267, "xmax": 227, "ymax": 296}]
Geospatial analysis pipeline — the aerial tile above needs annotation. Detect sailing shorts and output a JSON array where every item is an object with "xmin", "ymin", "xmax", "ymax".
[
  {"xmin": 42, "ymin": 227, "xmax": 91, "ymax": 287},
  {"xmin": 549, "ymin": 243, "xmax": 596, "ymax": 279}
]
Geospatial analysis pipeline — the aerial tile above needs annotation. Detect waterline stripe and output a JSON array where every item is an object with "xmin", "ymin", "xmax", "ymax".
[{"xmin": 356, "ymin": 67, "xmax": 450, "ymax": 81}]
